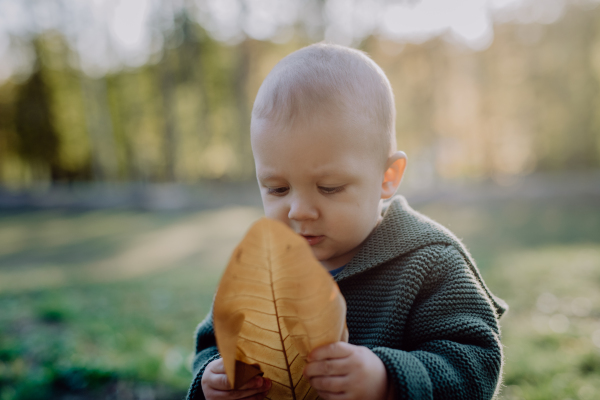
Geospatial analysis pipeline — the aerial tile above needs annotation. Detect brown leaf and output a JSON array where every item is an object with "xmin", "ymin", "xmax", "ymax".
[{"xmin": 213, "ymin": 218, "xmax": 348, "ymax": 400}]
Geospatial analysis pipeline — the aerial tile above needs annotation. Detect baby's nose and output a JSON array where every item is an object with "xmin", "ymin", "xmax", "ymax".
[{"xmin": 288, "ymin": 199, "xmax": 319, "ymax": 221}]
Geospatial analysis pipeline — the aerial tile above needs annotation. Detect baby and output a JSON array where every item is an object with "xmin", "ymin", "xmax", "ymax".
[{"xmin": 188, "ymin": 43, "xmax": 507, "ymax": 400}]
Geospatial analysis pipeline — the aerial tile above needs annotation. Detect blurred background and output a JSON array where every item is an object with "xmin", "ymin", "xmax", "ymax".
[{"xmin": 1, "ymin": 0, "xmax": 600, "ymax": 399}]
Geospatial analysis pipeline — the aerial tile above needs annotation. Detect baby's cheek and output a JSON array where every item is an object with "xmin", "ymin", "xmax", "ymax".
[
  {"xmin": 332, "ymin": 216, "xmax": 369, "ymax": 252},
  {"xmin": 344, "ymin": 204, "xmax": 376, "ymax": 233}
]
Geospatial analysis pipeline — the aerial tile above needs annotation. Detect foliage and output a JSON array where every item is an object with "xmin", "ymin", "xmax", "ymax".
[{"xmin": 2, "ymin": 4, "xmax": 600, "ymax": 185}]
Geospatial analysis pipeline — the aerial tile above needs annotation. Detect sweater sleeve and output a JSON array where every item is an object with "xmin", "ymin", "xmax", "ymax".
[
  {"xmin": 186, "ymin": 310, "xmax": 221, "ymax": 400},
  {"xmin": 371, "ymin": 246, "xmax": 503, "ymax": 400}
]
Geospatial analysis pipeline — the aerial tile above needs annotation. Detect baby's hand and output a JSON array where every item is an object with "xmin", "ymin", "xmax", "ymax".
[
  {"xmin": 303, "ymin": 342, "xmax": 392, "ymax": 400},
  {"xmin": 201, "ymin": 358, "xmax": 271, "ymax": 400}
]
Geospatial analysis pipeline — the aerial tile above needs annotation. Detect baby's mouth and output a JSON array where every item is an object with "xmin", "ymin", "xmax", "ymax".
[{"xmin": 301, "ymin": 235, "xmax": 325, "ymax": 246}]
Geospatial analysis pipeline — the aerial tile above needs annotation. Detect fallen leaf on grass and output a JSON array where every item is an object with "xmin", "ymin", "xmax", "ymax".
[{"xmin": 214, "ymin": 218, "xmax": 348, "ymax": 400}]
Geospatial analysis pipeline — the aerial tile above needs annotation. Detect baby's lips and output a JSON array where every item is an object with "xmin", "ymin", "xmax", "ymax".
[{"xmin": 302, "ymin": 234, "xmax": 325, "ymax": 246}]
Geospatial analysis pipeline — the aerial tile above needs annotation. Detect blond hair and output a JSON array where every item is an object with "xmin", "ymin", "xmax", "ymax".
[{"xmin": 251, "ymin": 43, "xmax": 396, "ymax": 162}]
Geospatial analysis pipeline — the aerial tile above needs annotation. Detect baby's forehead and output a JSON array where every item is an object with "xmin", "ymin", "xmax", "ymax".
[
  {"xmin": 251, "ymin": 43, "xmax": 396, "ymax": 164},
  {"xmin": 255, "ymin": 108, "xmax": 371, "ymax": 142},
  {"xmin": 252, "ymin": 113, "xmax": 387, "ymax": 169}
]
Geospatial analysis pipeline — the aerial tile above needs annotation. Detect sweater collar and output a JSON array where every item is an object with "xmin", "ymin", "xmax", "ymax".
[
  {"xmin": 335, "ymin": 195, "xmax": 452, "ymax": 281},
  {"xmin": 334, "ymin": 195, "xmax": 508, "ymax": 317}
]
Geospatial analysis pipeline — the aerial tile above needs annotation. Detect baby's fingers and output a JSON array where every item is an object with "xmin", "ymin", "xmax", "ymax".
[
  {"xmin": 229, "ymin": 378, "xmax": 271, "ymax": 399},
  {"xmin": 204, "ymin": 370, "xmax": 232, "ymax": 391},
  {"xmin": 209, "ymin": 359, "xmax": 227, "ymax": 374},
  {"xmin": 304, "ymin": 357, "xmax": 351, "ymax": 379},
  {"xmin": 310, "ymin": 376, "xmax": 347, "ymax": 396}
]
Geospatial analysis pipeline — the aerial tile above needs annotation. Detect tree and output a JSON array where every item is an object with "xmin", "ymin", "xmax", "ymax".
[{"xmin": 14, "ymin": 64, "xmax": 60, "ymax": 180}]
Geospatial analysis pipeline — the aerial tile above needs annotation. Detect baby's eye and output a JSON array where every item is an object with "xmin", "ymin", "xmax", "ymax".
[
  {"xmin": 267, "ymin": 186, "xmax": 289, "ymax": 196},
  {"xmin": 319, "ymin": 186, "xmax": 344, "ymax": 194}
]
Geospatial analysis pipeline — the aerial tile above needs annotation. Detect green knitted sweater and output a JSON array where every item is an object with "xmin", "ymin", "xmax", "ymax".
[{"xmin": 186, "ymin": 195, "xmax": 507, "ymax": 400}]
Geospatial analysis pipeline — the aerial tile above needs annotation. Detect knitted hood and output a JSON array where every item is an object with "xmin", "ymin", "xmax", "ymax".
[{"xmin": 336, "ymin": 195, "xmax": 508, "ymax": 318}]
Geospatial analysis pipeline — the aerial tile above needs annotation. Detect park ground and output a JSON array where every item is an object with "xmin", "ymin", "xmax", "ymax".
[{"xmin": 1, "ymin": 176, "xmax": 600, "ymax": 400}]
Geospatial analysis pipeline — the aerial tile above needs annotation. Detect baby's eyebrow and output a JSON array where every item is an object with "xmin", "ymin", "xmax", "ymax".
[
  {"xmin": 257, "ymin": 173, "xmax": 284, "ymax": 182},
  {"xmin": 311, "ymin": 169, "xmax": 351, "ymax": 179}
]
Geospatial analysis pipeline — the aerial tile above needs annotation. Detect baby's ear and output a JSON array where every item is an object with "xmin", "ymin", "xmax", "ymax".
[{"xmin": 381, "ymin": 151, "xmax": 407, "ymax": 199}]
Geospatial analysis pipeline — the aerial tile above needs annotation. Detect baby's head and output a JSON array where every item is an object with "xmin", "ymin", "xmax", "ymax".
[{"xmin": 251, "ymin": 43, "xmax": 406, "ymax": 270}]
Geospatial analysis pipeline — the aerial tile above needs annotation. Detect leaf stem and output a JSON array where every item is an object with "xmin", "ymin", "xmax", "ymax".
[{"xmin": 268, "ymin": 230, "xmax": 297, "ymax": 399}]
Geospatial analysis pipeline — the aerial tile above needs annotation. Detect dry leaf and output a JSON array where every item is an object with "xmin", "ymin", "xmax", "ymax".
[{"xmin": 213, "ymin": 217, "xmax": 348, "ymax": 400}]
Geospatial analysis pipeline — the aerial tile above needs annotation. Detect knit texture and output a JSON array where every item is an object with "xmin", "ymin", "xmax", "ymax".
[{"xmin": 186, "ymin": 195, "xmax": 507, "ymax": 400}]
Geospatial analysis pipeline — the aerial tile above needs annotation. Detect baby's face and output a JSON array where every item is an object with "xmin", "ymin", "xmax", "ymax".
[{"xmin": 252, "ymin": 116, "xmax": 387, "ymax": 270}]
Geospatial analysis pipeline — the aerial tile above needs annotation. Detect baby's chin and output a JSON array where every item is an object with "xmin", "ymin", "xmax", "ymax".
[
  {"xmin": 314, "ymin": 249, "xmax": 354, "ymax": 270},
  {"xmin": 310, "ymin": 247, "xmax": 335, "ymax": 265},
  {"xmin": 310, "ymin": 246, "xmax": 327, "ymax": 260}
]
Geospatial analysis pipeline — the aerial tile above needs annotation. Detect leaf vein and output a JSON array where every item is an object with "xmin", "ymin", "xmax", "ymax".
[
  {"xmin": 270, "ymin": 380, "xmax": 292, "ymax": 389},
  {"xmin": 221, "ymin": 293, "xmax": 273, "ymax": 303},
  {"xmin": 243, "ymin": 320, "xmax": 278, "ymax": 333},
  {"xmin": 271, "ymin": 271, "xmax": 314, "ymax": 285},
  {"xmin": 238, "ymin": 336, "xmax": 283, "ymax": 352},
  {"xmin": 232, "ymin": 308, "xmax": 277, "ymax": 316},
  {"xmin": 230, "ymin": 276, "xmax": 270, "ymax": 286},
  {"xmin": 243, "ymin": 355, "xmax": 287, "ymax": 371},
  {"xmin": 289, "ymin": 353, "xmax": 300, "ymax": 368}
]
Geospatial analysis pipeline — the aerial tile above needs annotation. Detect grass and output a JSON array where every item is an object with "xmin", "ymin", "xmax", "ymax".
[
  {"xmin": 419, "ymin": 198, "xmax": 600, "ymax": 400},
  {"xmin": 0, "ymin": 196, "xmax": 599, "ymax": 399},
  {"xmin": 0, "ymin": 207, "xmax": 263, "ymax": 400}
]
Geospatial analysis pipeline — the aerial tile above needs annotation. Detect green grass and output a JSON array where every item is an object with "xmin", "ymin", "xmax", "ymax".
[
  {"xmin": 0, "ymin": 207, "xmax": 263, "ymax": 400},
  {"xmin": 419, "ymin": 198, "xmax": 600, "ymax": 400},
  {"xmin": 0, "ymin": 197, "xmax": 599, "ymax": 399}
]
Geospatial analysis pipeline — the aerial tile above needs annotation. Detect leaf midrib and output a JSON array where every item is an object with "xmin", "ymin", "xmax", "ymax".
[{"xmin": 268, "ymin": 228, "xmax": 297, "ymax": 399}]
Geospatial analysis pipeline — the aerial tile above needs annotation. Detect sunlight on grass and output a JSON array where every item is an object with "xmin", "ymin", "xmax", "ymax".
[
  {"xmin": 489, "ymin": 246, "xmax": 600, "ymax": 400},
  {"xmin": 0, "ymin": 207, "xmax": 263, "ymax": 293},
  {"xmin": 0, "ymin": 198, "xmax": 599, "ymax": 399},
  {"xmin": 0, "ymin": 207, "xmax": 264, "ymax": 400}
]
